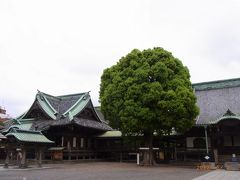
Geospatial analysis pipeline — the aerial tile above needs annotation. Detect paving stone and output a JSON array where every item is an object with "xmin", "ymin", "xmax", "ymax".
[
  {"xmin": 193, "ymin": 170, "xmax": 240, "ymax": 180},
  {"xmin": 0, "ymin": 162, "xmax": 208, "ymax": 180}
]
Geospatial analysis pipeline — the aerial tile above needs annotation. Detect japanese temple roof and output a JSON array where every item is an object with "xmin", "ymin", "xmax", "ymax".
[
  {"xmin": 193, "ymin": 78, "xmax": 240, "ymax": 125},
  {"xmin": 21, "ymin": 91, "xmax": 91, "ymax": 120},
  {"xmin": 5, "ymin": 129, "xmax": 54, "ymax": 144},
  {"xmin": 94, "ymin": 106, "xmax": 108, "ymax": 123},
  {"xmin": 26, "ymin": 117, "xmax": 112, "ymax": 131},
  {"xmin": 2, "ymin": 91, "xmax": 112, "ymax": 133},
  {"xmin": 2, "ymin": 118, "xmax": 35, "ymax": 133}
]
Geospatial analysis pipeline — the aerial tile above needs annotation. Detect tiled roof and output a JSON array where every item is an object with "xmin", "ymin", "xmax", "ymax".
[
  {"xmin": 6, "ymin": 129, "xmax": 54, "ymax": 143},
  {"xmin": 35, "ymin": 117, "xmax": 112, "ymax": 131},
  {"xmin": 2, "ymin": 91, "xmax": 113, "ymax": 133},
  {"xmin": 194, "ymin": 78, "xmax": 240, "ymax": 125},
  {"xmin": 21, "ymin": 91, "xmax": 91, "ymax": 120},
  {"xmin": 73, "ymin": 117, "xmax": 112, "ymax": 131},
  {"xmin": 43, "ymin": 92, "xmax": 86, "ymax": 115},
  {"xmin": 94, "ymin": 107, "xmax": 107, "ymax": 123}
]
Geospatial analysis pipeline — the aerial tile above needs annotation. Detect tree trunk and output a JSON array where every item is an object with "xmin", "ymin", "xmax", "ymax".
[{"xmin": 141, "ymin": 132, "xmax": 155, "ymax": 166}]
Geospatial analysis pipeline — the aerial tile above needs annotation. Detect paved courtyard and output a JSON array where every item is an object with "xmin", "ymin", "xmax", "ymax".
[
  {"xmin": 193, "ymin": 169, "xmax": 240, "ymax": 180},
  {"xmin": 0, "ymin": 162, "xmax": 209, "ymax": 180}
]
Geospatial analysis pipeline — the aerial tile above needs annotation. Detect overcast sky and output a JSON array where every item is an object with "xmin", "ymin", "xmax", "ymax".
[{"xmin": 0, "ymin": 0, "xmax": 240, "ymax": 117}]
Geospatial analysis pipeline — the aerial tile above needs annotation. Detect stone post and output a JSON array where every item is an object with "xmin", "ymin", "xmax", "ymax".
[
  {"xmin": 4, "ymin": 150, "xmax": 9, "ymax": 168},
  {"xmin": 37, "ymin": 148, "xmax": 42, "ymax": 168},
  {"xmin": 20, "ymin": 148, "xmax": 27, "ymax": 168}
]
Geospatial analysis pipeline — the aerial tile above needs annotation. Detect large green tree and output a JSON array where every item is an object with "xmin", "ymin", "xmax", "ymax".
[{"xmin": 100, "ymin": 47, "xmax": 199, "ymax": 165}]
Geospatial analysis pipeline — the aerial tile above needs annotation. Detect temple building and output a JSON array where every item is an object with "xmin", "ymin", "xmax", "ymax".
[
  {"xmin": 177, "ymin": 78, "xmax": 240, "ymax": 164},
  {"xmin": 1, "ymin": 77, "xmax": 240, "ymax": 166},
  {"xmin": 1, "ymin": 91, "xmax": 120, "ymax": 167}
]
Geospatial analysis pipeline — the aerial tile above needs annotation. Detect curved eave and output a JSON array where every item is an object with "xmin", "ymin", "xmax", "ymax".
[
  {"xmin": 36, "ymin": 94, "xmax": 57, "ymax": 120},
  {"xmin": 209, "ymin": 115, "xmax": 240, "ymax": 125},
  {"xmin": 2, "ymin": 123, "xmax": 33, "ymax": 134},
  {"xmin": 63, "ymin": 93, "xmax": 91, "ymax": 119},
  {"xmin": 40, "ymin": 93, "xmax": 58, "ymax": 115},
  {"xmin": 6, "ymin": 133, "xmax": 54, "ymax": 144},
  {"xmin": 20, "ymin": 93, "xmax": 57, "ymax": 120},
  {"xmin": 90, "ymin": 100, "xmax": 105, "ymax": 123},
  {"xmin": 197, "ymin": 115, "xmax": 240, "ymax": 126}
]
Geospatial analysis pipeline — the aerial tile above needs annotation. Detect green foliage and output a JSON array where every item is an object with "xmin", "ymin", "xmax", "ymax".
[{"xmin": 100, "ymin": 47, "xmax": 199, "ymax": 136}]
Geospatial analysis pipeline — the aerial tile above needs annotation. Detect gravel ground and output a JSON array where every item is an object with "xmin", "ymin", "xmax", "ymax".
[{"xmin": 0, "ymin": 162, "xmax": 209, "ymax": 180}]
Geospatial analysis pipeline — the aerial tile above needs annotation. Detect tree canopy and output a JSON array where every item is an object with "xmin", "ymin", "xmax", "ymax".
[{"xmin": 100, "ymin": 47, "xmax": 199, "ymax": 136}]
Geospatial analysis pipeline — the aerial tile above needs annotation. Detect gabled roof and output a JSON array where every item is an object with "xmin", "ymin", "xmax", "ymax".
[
  {"xmin": 194, "ymin": 78, "xmax": 240, "ymax": 125},
  {"xmin": 5, "ymin": 128, "xmax": 54, "ymax": 144},
  {"xmin": 5, "ymin": 91, "xmax": 113, "ymax": 132},
  {"xmin": 21, "ymin": 91, "xmax": 91, "ymax": 120}
]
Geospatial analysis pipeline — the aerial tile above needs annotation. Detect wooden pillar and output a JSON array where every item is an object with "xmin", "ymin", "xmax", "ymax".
[{"xmin": 4, "ymin": 149, "xmax": 10, "ymax": 168}]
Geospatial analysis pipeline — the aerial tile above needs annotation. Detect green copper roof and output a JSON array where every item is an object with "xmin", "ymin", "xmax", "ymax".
[
  {"xmin": 36, "ymin": 93, "xmax": 57, "ymax": 120},
  {"xmin": 193, "ymin": 77, "xmax": 240, "ymax": 91},
  {"xmin": 20, "ymin": 91, "xmax": 91, "ymax": 121},
  {"xmin": 97, "ymin": 130, "xmax": 122, "ymax": 137},
  {"xmin": 6, "ymin": 129, "xmax": 54, "ymax": 143},
  {"xmin": 11, "ymin": 123, "xmax": 32, "ymax": 130},
  {"xmin": 2, "ymin": 121, "xmax": 33, "ymax": 133},
  {"xmin": 64, "ymin": 93, "xmax": 90, "ymax": 120},
  {"xmin": 6, "ymin": 90, "xmax": 111, "ymax": 132}
]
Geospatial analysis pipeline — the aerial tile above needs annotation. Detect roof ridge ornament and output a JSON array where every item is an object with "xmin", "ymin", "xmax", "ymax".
[{"xmin": 223, "ymin": 109, "xmax": 236, "ymax": 117}]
